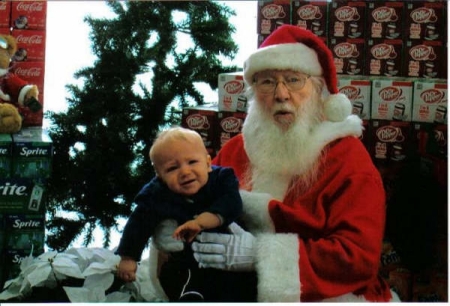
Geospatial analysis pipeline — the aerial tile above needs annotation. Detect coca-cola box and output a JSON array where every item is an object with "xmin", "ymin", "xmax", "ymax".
[
  {"xmin": 366, "ymin": 39, "xmax": 403, "ymax": 77},
  {"xmin": 329, "ymin": 37, "xmax": 365, "ymax": 76},
  {"xmin": 403, "ymin": 40, "xmax": 446, "ymax": 79},
  {"xmin": 216, "ymin": 111, "xmax": 247, "ymax": 153},
  {"xmin": 218, "ymin": 72, "xmax": 246, "ymax": 112},
  {"xmin": 405, "ymin": 0, "xmax": 446, "ymax": 41},
  {"xmin": 412, "ymin": 79, "xmax": 447, "ymax": 124},
  {"xmin": 0, "ymin": 0, "xmax": 11, "ymax": 28},
  {"xmin": 0, "ymin": 134, "xmax": 12, "ymax": 179},
  {"xmin": 337, "ymin": 76, "xmax": 371, "ymax": 119},
  {"xmin": 328, "ymin": 1, "xmax": 367, "ymax": 39},
  {"xmin": 370, "ymin": 119, "xmax": 413, "ymax": 165},
  {"xmin": 257, "ymin": 0, "xmax": 291, "ymax": 35},
  {"xmin": 11, "ymin": 29, "xmax": 46, "ymax": 62},
  {"xmin": 371, "ymin": 78, "xmax": 413, "ymax": 121},
  {"xmin": 366, "ymin": 1, "xmax": 405, "ymax": 40},
  {"xmin": 11, "ymin": 1, "xmax": 47, "ymax": 30},
  {"xmin": 291, "ymin": 1, "xmax": 328, "ymax": 38},
  {"xmin": 181, "ymin": 105, "xmax": 219, "ymax": 158}
]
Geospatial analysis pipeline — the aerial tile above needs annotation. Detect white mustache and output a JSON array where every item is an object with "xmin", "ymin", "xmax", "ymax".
[{"xmin": 272, "ymin": 105, "xmax": 296, "ymax": 114}]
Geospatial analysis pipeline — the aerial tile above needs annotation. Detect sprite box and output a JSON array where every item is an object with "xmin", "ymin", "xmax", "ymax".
[
  {"xmin": 4, "ymin": 214, "xmax": 45, "ymax": 250},
  {"xmin": 0, "ymin": 134, "xmax": 13, "ymax": 178},
  {"xmin": 0, "ymin": 178, "xmax": 46, "ymax": 213},
  {"xmin": 12, "ymin": 127, "xmax": 53, "ymax": 179}
]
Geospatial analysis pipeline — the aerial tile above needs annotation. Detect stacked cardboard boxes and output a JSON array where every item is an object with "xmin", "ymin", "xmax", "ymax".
[{"xmin": 0, "ymin": 127, "xmax": 52, "ymax": 288}]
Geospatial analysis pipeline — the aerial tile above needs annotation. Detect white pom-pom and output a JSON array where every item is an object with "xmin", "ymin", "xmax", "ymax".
[{"xmin": 324, "ymin": 93, "xmax": 352, "ymax": 122}]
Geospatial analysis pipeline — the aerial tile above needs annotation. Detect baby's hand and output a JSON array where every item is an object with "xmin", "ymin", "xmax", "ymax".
[
  {"xmin": 172, "ymin": 220, "xmax": 202, "ymax": 243},
  {"xmin": 117, "ymin": 257, "xmax": 137, "ymax": 282}
]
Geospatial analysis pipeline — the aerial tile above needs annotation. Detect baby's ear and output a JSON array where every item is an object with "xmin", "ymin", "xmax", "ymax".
[{"xmin": 206, "ymin": 155, "xmax": 212, "ymax": 171}]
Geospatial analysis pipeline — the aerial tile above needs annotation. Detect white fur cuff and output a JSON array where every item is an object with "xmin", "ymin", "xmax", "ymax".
[{"xmin": 239, "ymin": 190, "xmax": 275, "ymax": 233}]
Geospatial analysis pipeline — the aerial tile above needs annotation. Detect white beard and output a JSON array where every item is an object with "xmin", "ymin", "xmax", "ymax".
[{"xmin": 242, "ymin": 96, "xmax": 324, "ymax": 200}]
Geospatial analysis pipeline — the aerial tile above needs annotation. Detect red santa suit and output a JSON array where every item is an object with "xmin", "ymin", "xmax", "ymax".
[{"xmin": 212, "ymin": 120, "xmax": 395, "ymax": 302}]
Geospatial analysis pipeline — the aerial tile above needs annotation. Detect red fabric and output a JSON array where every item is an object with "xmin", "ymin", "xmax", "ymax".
[
  {"xmin": 259, "ymin": 25, "xmax": 338, "ymax": 94},
  {"xmin": 213, "ymin": 134, "xmax": 392, "ymax": 302},
  {"xmin": 0, "ymin": 72, "xmax": 29, "ymax": 105}
]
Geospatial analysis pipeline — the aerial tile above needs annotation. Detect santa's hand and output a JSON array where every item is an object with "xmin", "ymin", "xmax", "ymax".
[
  {"xmin": 152, "ymin": 219, "xmax": 184, "ymax": 252},
  {"xmin": 191, "ymin": 222, "xmax": 255, "ymax": 272}
]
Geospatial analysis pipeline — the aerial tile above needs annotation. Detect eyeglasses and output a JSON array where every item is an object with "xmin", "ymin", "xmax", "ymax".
[{"xmin": 254, "ymin": 72, "xmax": 311, "ymax": 94}]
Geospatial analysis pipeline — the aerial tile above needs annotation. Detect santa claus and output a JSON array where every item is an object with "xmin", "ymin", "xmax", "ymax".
[{"xmin": 152, "ymin": 25, "xmax": 400, "ymax": 302}]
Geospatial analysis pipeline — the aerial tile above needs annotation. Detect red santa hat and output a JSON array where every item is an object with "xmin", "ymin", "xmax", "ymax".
[{"xmin": 244, "ymin": 25, "xmax": 351, "ymax": 122}]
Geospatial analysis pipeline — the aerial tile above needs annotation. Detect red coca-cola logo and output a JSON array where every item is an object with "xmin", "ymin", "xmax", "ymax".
[
  {"xmin": 15, "ymin": 34, "xmax": 43, "ymax": 44},
  {"xmin": 14, "ymin": 67, "xmax": 42, "ymax": 77},
  {"xmin": 371, "ymin": 43, "xmax": 395, "ymax": 59},
  {"xmin": 0, "ymin": 2, "xmax": 7, "ymax": 10},
  {"xmin": 376, "ymin": 126, "xmax": 402, "ymax": 142},
  {"xmin": 16, "ymin": 2, "xmax": 44, "ymax": 12},
  {"xmin": 220, "ymin": 117, "xmax": 241, "ymax": 133},
  {"xmin": 186, "ymin": 114, "xmax": 208, "ymax": 129},
  {"xmin": 339, "ymin": 86, "xmax": 360, "ymax": 100},
  {"xmin": 420, "ymin": 89, "xmax": 444, "ymax": 104},
  {"xmin": 372, "ymin": 7, "xmax": 394, "ymax": 22},
  {"xmin": 379, "ymin": 86, "xmax": 402, "ymax": 102},
  {"xmin": 335, "ymin": 6, "xmax": 358, "ymax": 22},
  {"xmin": 224, "ymin": 80, "xmax": 243, "ymax": 95},
  {"xmin": 409, "ymin": 45, "xmax": 436, "ymax": 61},
  {"xmin": 297, "ymin": 4, "xmax": 319, "ymax": 20},
  {"xmin": 333, "ymin": 42, "xmax": 356, "ymax": 58},
  {"xmin": 262, "ymin": 4, "xmax": 286, "ymax": 19},
  {"xmin": 410, "ymin": 8, "xmax": 436, "ymax": 23}
]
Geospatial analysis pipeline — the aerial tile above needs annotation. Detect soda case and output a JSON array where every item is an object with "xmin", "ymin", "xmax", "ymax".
[
  {"xmin": 217, "ymin": 72, "xmax": 247, "ymax": 112},
  {"xmin": 337, "ymin": 76, "xmax": 371, "ymax": 120},
  {"xmin": 181, "ymin": 105, "xmax": 219, "ymax": 158},
  {"xmin": 371, "ymin": 78, "xmax": 413, "ymax": 122},
  {"xmin": 366, "ymin": 38, "xmax": 403, "ymax": 78},
  {"xmin": 4, "ymin": 213, "xmax": 45, "ymax": 251},
  {"xmin": 0, "ymin": 0, "xmax": 11, "ymax": 28},
  {"xmin": 257, "ymin": 0, "xmax": 291, "ymax": 35},
  {"xmin": 291, "ymin": 1, "xmax": 328, "ymax": 39},
  {"xmin": 405, "ymin": 0, "xmax": 447, "ymax": 42},
  {"xmin": 216, "ymin": 111, "xmax": 247, "ymax": 153},
  {"xmin": 11, "ymin": 127, "xmax": 53, "ymax": 179},
  {"xmin": 11, "ymin": 0, "xmax": 47, "ymax": 30},
  {"xmin": 329, "ymin": 37, "xmax": 365, "ymax": 76},
  {"xmin": 412, "ymin": 79, "xmax": 447, "ymax": 124},
  {"xmin": 0, "ymin": 134, "xmax": 12, "ymax": 178},
  {"xmin": 403, "ymin": 39, "xmax": 446, "ymax": 79},
  {"xmin": 328, "ymin": 0, "xmax": 367, "ymax": 39},
  {"xmin": 0, "ymin": 178, "xmax": 46, "ymax": 214},
  {"xmin": 366, "ymin": 1, "xmax": 405, "ymax": 40}
]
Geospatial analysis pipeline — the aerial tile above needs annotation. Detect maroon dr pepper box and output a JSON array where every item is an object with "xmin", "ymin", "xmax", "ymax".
[
  {"xmin": 328, "ymin": 1, "xmax": 367, "ymax": 39},
  {"xmin": 366, "ymin": 1, "xmax": 405, "ymax": 40},
  {"xmin": 405, "ymin": 0, "xmax": 447, "ymax": 42},
  {"xmin": 291, "ymin": 1, "xmax": 328, "ymax": 38},
  {"xmin": 403, "ymin": 40, "xmax": 446, "ymax": 79},
  {"xmin": 366, "ymin": 38, "xmax": 403, "ymax": 77}
]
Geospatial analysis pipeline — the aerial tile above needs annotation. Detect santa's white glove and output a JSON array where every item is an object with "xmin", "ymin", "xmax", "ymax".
[
  {"xmin": 152, "ymin": 219, "xmax": 184, "ymax": 252},
  {"xmin": 191, "ymin": 222, "xmax": 255, "ymax": 272}
]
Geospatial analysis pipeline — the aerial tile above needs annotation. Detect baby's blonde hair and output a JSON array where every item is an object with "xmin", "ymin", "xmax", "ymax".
[{"xmin": 149, "ymin": 126, "xmax": 207, "ymax": 164}]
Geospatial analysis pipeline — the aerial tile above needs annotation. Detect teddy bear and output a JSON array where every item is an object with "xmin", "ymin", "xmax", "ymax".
[{"xmin": 0, "ymin": 34, "xmax": 41, "ymax": 134}]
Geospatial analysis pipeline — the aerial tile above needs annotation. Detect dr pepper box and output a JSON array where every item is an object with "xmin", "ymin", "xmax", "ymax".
[
  {"xmin": 0, "ymin": 0, "xmax": 11, "ymax": 28},
  {"xmin": 329, "ymin": 37, "xmax": 365, "ymax": 76},
  {"xmin": 366, "ymin": 1, "xmax": 404, "ymax": 40},
  {"xmin": 370, "ymin": 119, "xmax": 414, "ymax": 165},
  {"xmin": 337, "ymin": 76, "xmax": 371, "ymax": 120},
  {"xmin": 11, "ymin": 1, "xmax": 47, "ymax": 30},
  {"xmin": 216, "ymin": 111, "xmax": 247, "ymax": 152},
  {"xmin": 257, "ymin": 0, "xmax": 291, "ymax": 35},
  {"xmin": 181, "ymin": 105, "xmax": 218, "ymax": 157},
  {"xmin": 11, "ymin": 127, "xmax": 53, "ymax": 179},
  {"xmin": 0, "ymin": 178, "xmax": 46, "ymax": 213},
  {"xmin": 366, "ymin": 39, "xmax": 403, "ymax": 77},
  {"xmin": 0, "ymin": 134, "xmax": 12, "ymax": 178},
  {"xmin": 291, "ymin": 1, "xmax": 328, "ymax": 38},
  {"xmin": 218, "ymin": 72, "xmax": 247, "ymax": 112},
  {"xmin": 403, "ymin": 40, "xmax": 446, "ymax": 79},
  {"xmin": 412, "ymin": 79, "xmax": 447, "ymax": 124},
  {"xmin": 371, "ymin": 79, "xmax": 413, "ymax": 122},
  {"xmin": 328, "ymin": 1, "xmax": 367, "ymax": 39},
  {"xmin": 405, "ymin": 0, "xmax": 447, "ymax": 41}
]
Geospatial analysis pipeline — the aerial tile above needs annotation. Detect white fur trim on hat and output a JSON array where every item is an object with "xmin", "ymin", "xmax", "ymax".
[
  {"xmin": 244, "ymin": 43, "xmax": 322, "ymax": 85},
  {"xmin": 324, "ymin": 92, "xmax": 352, "ymax": 122}
]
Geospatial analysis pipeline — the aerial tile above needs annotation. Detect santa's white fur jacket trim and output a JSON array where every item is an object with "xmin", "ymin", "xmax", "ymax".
[{"xmin": 244, "ymin": 43, "xmax": 322, "ymax": 85}]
